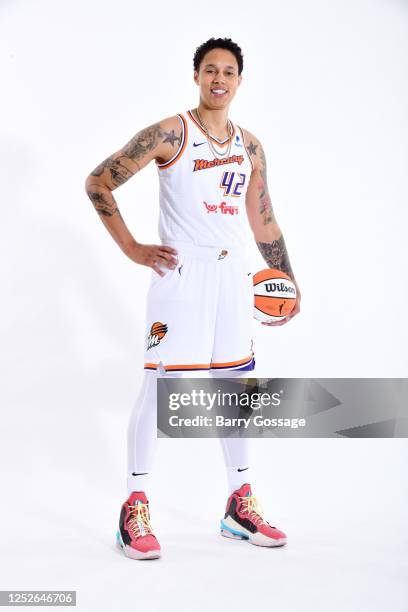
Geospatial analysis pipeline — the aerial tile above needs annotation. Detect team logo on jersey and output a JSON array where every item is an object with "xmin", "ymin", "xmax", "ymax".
[
  {"xmin": 147, "ymin": 321, "xmax": 168, "ymax": 350},
  {"xmin": 204, "ymin": 201, "xmax": 239, "ymax": 215},
  {"xmin": 193, "ymin": 154, "xmax": 244, "ymax": 172},
  {"xmin": 218, "ymin": 249, "xmax": 228, "ymax": 260}
]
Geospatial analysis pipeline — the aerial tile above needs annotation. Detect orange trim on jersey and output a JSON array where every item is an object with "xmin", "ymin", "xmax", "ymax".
[
  {"xmin": 144, "ymin": 362, "xmax": 159, "ymax": 370},
  {"xmin": 157, "ymin": 113, "xmax": 188, "ymax": 170},
  {"xmin": 238, "ymin": 125, "xmax": 254, "ymax": 172},
  {"xmin": 144, "ymin": 362, "xmax": 211, "ymax": 371},
  {"xmin": 210, "ymin": 354, "xmax": 254, "ymax": 369},
  {"xmin": 165, "ymin": 363, "xmax": 211, "ymax": 371},
  {"xmin": 144, "ymin": 354, "xmax": 253, "ymax": 372},
  {"xmin": 187, "ymin": 109, "xmax": 235, "ymax": 145}
]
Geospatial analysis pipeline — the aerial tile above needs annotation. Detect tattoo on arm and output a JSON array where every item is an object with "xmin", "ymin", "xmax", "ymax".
[
  {"xmin": 86, "ymin": 120, "xmax": 181, "ymax": 221},
  {"xmin": 247, "ymin": 139, "xmax": 275, "ymax": 226},
  {"xmin": 86, "ymin": 186, "xmax": 123, "ymax": 219},
  {"xmin": 247, "ymin": 136, "xmax": 294, "ymax": 279},
  {"xmin": 247, "ymin": 141, "xmax": 257, "ymax": 156},
  {"xmin": 162, "ymin": 129, "xmax": 181, "ymax": 147},
  {"xmin": 89, "ymin": 122, "xmax": 181, "ymax": 189},
  {"xmin": 123, "ymin": 123, "xmax": 165, "ymax": 160},
  {"xmin": 257, "ymin": 236, "xmax": 294, "ymax": 278},
  {"xmin": 123, "ymin": 123, "xmax": 181, "ymax": 161},
  {"xmin": 90, "ymin": 155, "xmax": 139, "ymax": 188}
]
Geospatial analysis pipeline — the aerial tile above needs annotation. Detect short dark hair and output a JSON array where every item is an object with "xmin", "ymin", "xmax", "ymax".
[{"xmin": 193, "ymin": 37, "xmax": 244, "ymax": 75}]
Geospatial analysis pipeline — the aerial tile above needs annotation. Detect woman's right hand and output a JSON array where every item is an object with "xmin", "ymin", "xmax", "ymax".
[{"xmin": 124, "ymin": 241, "xmax": 179, "ymax": 277}]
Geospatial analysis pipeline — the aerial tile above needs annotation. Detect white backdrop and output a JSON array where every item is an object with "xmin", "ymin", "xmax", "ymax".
[{"xmin": 1, "ymin": 0, "xmax": 407, "ymax": 610}]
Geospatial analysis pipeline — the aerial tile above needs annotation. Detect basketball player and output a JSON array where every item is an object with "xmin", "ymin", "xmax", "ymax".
[{"xmin": 85, "ymin": 38, "xmax": 301, "ymax": 560}]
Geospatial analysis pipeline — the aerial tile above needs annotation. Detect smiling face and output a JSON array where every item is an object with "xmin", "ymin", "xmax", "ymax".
[{"xmin": 194, "ymin": 47, "xmax": 242, "ymax": 109}]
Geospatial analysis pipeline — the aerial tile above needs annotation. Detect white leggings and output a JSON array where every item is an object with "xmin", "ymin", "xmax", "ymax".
[{"xmin": 127, "ymin": 368, "xmax": 250, "ymax": 495}]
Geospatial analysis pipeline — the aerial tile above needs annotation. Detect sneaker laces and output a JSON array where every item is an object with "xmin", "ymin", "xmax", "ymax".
[
  {"xmin": 128, "ymin": 501, "xmax": 153, "ymax": 539},
  {"xmin": 239, "ymin": 494, "xmax": 266, "ymax": 526}
]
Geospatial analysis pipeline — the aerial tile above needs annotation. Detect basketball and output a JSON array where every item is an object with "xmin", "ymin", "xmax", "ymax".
[{"xmin": 253, "ymin": 269, "xmax": 297, "ymax": 322}]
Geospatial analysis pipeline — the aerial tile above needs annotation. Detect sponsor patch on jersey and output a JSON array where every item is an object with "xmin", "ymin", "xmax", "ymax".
[
  {"xmin": 203, "ymin": 201, "xmax": 239, "ymax": 215},
  {"xmin": 193, "ymin": 154, "xmax": 244, "ymax": 171}
]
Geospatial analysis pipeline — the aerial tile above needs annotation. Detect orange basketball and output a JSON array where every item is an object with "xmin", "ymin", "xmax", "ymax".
[{"xmin": 253, "ymin": 269, "xmax": 297, "ymax": 322}]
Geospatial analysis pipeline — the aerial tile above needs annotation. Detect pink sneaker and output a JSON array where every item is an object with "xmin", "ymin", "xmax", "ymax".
[
  {"xmin": 220, "ymin": 483, "xmax": 287, "ymax": 547},
  {"xmin": 116, "ymin": 491, "xmax": 161, "ymax": 559}
]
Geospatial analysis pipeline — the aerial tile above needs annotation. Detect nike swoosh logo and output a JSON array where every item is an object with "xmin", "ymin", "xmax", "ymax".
[
  {"xmin": 131, "ymin": 472, "xmax": 148, "ymax": 476},
  {"xmin": 237, "ymin": 467, "xmax": 248, "ymax": 472},
  {"xmin": 193, "ymin": 141, "xmax": 206, "ymax": 147},
  {"xmin": 235, "ymin": 143, "xmax": 243, "ymax": 147}
]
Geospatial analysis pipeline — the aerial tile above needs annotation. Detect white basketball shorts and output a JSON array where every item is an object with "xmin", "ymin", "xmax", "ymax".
[{"xmin": 143, "ymin": 241, "xmax": 255, "ymax": 373}]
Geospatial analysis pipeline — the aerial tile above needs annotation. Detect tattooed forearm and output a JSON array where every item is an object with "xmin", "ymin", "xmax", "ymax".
[
  {"xmin": 257, "ymin": 236, "xmax": 294, "ymax": 278},
  {"xmin": 247, "ymin": 139, "xmax": 275, "ymax": 226},
  {"xmin": 86, "ymin": 184, "xmax": 123, "ymax": 218}
]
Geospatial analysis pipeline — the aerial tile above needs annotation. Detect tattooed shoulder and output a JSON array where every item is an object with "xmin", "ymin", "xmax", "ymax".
[{"xmin": 242, "ymin": 128, "xmax": 260, "ymax": 168}]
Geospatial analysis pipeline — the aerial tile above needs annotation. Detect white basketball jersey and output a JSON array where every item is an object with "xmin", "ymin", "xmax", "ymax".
[{"xmin": 155, "ymin": 110, "xmax": 254, "ymax": 248}]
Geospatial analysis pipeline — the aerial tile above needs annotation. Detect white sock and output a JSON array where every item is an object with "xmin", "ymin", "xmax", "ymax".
[
  {"xmin": 226, "ymin": 466, "xmax": 251, "ymax": 494},
  {"xmin": 127, "ymin": 472, "xmax": 150, "ymax": 495},
  {"xmin": 127, "ymin": 370, "xmax": 158, "ymax": 496},
  {"xmin": 127, "ymin": 365, "xmax": 188, "ymax": 496},
  {"xmin": 210, "ymin": 368, "xmax": 252, "ymax": 495}
]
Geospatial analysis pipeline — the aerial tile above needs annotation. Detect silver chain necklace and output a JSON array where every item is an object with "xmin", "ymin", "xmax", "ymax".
[{"xmin": 195, "ymin": 107, "xmax": 233, "ymax": 159}]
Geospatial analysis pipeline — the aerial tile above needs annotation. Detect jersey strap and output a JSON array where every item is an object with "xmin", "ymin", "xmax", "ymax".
[
  {"xmin": 157, "ymin": 113, "xmax": 188, "ymax": 170},
  {"xmin": 236, "ymin": 124, "xmax": 255, "ymax": 172}
]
